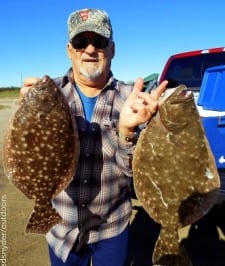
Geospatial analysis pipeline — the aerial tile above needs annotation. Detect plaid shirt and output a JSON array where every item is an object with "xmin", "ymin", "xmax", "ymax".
[{"xmin": 46, "ymin": 69, "xmax": 136, "ymax": 262}]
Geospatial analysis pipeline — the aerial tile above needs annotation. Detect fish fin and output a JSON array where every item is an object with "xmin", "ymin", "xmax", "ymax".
[
  {"xmin": 26, "ymin": 201, "xmax": 62, "ymax": 234},
  {"xmin": 153, "ymin": 226, "xmax": 192, "ymax": 266}
]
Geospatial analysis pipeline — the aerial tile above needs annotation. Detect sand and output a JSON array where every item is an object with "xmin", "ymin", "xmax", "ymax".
[{"xmin": 0, "ymin": 98, "xmax": 225, "ymax": 266}]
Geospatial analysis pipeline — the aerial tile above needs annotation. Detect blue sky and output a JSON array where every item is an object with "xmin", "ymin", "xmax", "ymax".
[{"xmin": 1, "ymin": 0, "xmax": 225, "ymax": 87}]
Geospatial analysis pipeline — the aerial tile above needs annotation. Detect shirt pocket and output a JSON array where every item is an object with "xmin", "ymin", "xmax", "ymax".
[{"xmin": 101, "ymin": 119, "xmax": 118, "ymax": 158}]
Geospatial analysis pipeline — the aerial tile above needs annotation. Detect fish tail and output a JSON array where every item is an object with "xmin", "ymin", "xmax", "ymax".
[
  {"xmin": 26, "ymin": 201, "xmax": 62, "ymax": 234},
  {"xmin": 153, "ymin": 226, "xmax": 192, "ymax": 266}
]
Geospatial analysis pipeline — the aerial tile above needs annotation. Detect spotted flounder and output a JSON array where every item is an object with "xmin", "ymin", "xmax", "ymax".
[
  {"xmin": 132, "ymin": 85, "xmax": 220, "ymax": 266},
  {"xmin": 2, "ymin": 75, "xmax": 79, "ymax": 234}
]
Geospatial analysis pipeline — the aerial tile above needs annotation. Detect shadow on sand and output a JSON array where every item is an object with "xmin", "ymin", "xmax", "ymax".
[{"xmin": 126, "ymin": 200, "xmax": 225, "ymax": 266}]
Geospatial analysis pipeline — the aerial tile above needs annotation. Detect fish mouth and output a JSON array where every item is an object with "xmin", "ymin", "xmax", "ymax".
[
  {"xmin": 170, "ymin": 88, "xmax": 193, "ymax": 104},
  {"xmin": 159, "ymin": 85, "xmax": 193, "ymax": 105}
]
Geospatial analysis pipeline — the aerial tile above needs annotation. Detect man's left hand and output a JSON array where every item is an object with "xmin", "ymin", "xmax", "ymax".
[{"xmin": 118, "ymin": 78, "xmax": 168, "ymax": 137}]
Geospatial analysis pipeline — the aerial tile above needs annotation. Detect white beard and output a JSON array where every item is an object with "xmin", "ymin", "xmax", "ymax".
[{"xmin": 80, "ymin": 64, "xmax": 103, "ymax": 81}]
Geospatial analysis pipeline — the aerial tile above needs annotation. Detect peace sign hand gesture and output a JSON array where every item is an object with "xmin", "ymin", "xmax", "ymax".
[{"xmin": 118, "ymin": 78, "xmax": 168, "ymax": 138}]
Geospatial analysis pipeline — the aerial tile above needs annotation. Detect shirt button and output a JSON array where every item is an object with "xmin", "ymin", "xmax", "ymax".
[
  {"xmin": 83, "ymin": 179, "xmax": 87, "ymax": 184},
  {"xmin": 81, "ymin": 204, "xmax": 86, "ymax": 208}
]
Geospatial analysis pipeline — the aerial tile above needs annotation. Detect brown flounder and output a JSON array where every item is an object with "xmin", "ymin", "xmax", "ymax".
[
  {"xmin": 132, "ymin": 85, "xmax": 220, "ymax": 265},
  {"xmin": 2, "ymin": 75, "xmax": 79, "ymax": 234}
]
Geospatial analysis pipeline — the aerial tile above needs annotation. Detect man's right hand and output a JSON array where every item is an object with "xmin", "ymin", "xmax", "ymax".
[{"xmin": 20, "ymin": 77, "xmax": 40, "ymax": 96}]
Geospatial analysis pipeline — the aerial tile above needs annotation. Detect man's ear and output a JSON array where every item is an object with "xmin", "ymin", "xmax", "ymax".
[{"xmin": 67, "ymin": 43, "xmax": 72, "ymax": 59}]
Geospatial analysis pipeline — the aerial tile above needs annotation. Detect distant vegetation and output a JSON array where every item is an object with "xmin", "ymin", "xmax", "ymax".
[{"xmin": 0, "ymin": 87, "xmax": 20, "ymax": 98}]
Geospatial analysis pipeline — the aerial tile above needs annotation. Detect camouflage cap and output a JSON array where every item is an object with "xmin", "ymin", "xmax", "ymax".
[{"xmin": 68, "ymin": 8, "xmax": 113, "ymax": 40}]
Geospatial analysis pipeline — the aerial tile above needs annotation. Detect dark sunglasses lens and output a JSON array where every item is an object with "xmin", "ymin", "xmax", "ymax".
[
  {"xmin": 71, "ymin": 38, "xmax": 88, "ymax": 49},
  {"xmin": 71, "ymin": 37, "xmax": 109, "ymax": 49},
  {"xmin": 92, "ymin": 38, "xmax": 109, "ymax": 49}
]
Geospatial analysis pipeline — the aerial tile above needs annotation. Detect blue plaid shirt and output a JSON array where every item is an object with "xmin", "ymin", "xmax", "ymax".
[{"xmin": 46, "ymin": 69, "xmax": 136, "ymax": 262}]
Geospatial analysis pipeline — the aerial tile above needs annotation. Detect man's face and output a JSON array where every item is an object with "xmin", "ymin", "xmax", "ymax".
[{"xmin": 67, "ymin": 31, "xmax": 115, "ymax": 83}]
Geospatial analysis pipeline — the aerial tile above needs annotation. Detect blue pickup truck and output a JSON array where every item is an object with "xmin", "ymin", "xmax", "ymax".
[{"xmin": 159, "ymin": 47, "xmax": 225, "ymax": 195}]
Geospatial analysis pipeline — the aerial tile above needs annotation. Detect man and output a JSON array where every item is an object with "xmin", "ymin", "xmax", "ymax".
[{"xmin": 23, "ymin": 8, "xmax": 167, "ymax": 266}]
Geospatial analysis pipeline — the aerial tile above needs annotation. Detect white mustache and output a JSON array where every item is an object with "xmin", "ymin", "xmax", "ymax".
[{"xmin": 81, "ymin": 54, "xmax": 99, "ymax": 61}]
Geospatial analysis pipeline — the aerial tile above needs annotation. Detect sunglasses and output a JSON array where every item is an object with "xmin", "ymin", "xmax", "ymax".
[{"xmin": 70, "ymin": 36, "xmax": 110, "ymax": 50}]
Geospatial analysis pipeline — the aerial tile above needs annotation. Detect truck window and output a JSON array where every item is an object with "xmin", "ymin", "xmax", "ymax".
[{"xmin": 164, "ymin": 52, "xmax": 225, "ymax": 91}]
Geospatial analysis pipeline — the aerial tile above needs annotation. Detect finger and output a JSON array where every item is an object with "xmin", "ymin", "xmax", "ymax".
[
  {"xmin": 20, "ymin": 87, "xmax": 30, "ymax": 96},
  {"xmin": 146, "ymin": 105, "xmax": 157, "ymax": 115},
  {"xmin": 130, "ymin": 101, "xmax": 146, "ymax": 112},
  {"xmin": 150, "ymin": 80, "xmax": 168, "ymax": 100},
  {"xmin": 20, "ymin": 77, "xmax": 40, "ymax": 97},
  {"xmin": 132, "ymin": 77, "xmax": 144, "ymax": 94},
  {"xmin": 23, "ymin": 77, "xmax": 40, "ymax": 87}
]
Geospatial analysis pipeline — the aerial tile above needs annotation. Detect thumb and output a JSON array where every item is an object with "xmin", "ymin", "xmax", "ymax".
[{"xmin": 132, "ymin": 77, "xmax": 144, "ymax": 93}]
